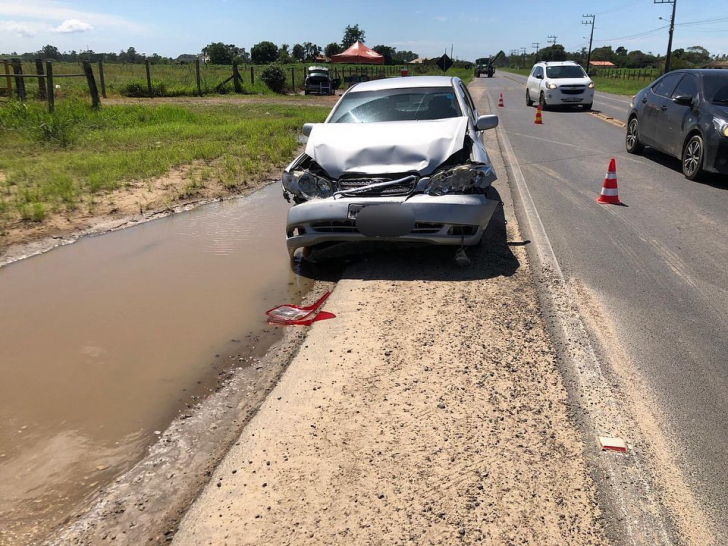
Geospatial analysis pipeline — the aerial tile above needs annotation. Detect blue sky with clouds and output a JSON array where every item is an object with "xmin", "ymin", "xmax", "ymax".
[{"xmin": 1, "ymin": 0, "xmax": 726, "ymax": 60}]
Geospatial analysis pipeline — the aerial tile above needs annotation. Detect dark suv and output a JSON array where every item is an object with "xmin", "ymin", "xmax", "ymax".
[{"xmin": 626, "ymin": 69, "xmax": 728, "ymax": 180}]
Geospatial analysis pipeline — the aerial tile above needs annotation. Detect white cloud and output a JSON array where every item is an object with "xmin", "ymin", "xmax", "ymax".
[
  {"xmin": 0, "ymin": 21, "xmax": 36, "ymax": 37},
  {"xmin": 0, "ymin": 1, "xmax": 143, "ymax": 32},
  {"xmin": 52, "ymin": 18, "xmax": 93, "ymax": 33}
]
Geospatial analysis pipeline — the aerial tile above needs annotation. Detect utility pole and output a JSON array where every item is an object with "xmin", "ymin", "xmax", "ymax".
[
  {"xmin": 532, "ymin": 42, "xmax": 540, "ymax": 62},
  {"xmin": 582, "ymin": 14, "xmax": 595, "ymax": 72},
  {"xmin": 548, "ymin": 35, "xmax": 557, "ymax": 46},
  {"xmin": 655, "ymin": 0, "xmax": 677, "ymax": 72},
  {"xmin": 521, "ymin": 47, "xmax": 527, "ymax": 67}
]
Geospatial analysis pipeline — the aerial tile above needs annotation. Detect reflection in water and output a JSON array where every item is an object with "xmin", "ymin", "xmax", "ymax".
[{"xmin": 0, "ymin": 183, "xmax": 311, "ymax": 543}]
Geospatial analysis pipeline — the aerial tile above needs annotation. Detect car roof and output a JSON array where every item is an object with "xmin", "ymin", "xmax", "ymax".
[
  {"xmin": 663, "ymin": 69, "xmax": 728, "ymax": 77},
  {"xmin": 346, "ymin": 75, "xmax": 459, "ymax": 93},
  {"xmin": 534, "ymin": 61, "xmax": 579, "ymax": 67}
]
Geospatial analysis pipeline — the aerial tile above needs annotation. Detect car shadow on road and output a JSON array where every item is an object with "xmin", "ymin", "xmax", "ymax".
[
  {"xmin": 292, "ymin": 189, "xmax": 521, "ymax": 282},
  {"xmin": 640, "ymin": 148, "xmax": 728, "ymax": 189}
]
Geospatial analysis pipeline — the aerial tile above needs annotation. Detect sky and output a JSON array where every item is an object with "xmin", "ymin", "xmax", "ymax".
[{"xmin": 1, "ymin": 0, "xmax": 726, "ymax": 60}]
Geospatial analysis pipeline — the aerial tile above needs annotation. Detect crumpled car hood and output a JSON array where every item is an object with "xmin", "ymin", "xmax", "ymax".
[{"xmin": 304, "ymin": 118, "xmax": 468, "ymax": 179}]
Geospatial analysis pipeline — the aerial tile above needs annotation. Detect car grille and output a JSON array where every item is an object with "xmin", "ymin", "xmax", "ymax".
[
  {"xmin": 337, "ymin": 176, "xmax": 417, "ymax": 197},
  {"xmin": 560, "ymin": 86, "xmax": 585, "ymax": 95},
  {"xmin": 310, "ymin": 221, "xmax": 442, "ymax": 234}
]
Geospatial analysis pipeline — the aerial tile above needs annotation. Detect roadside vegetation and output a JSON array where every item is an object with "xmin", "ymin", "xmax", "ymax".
[
  {"xmin": 501, "ymin": 67, "xmax": 648, "ymax": 96},
  {"xmin": 0, "ymin": 98, "xmax": 330, "ymax": 229}
]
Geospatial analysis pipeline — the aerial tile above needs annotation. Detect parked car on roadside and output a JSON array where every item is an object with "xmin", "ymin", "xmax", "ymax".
[
  {"xmin": 281, "ymin": 76, "xmax": 500, "ymax": 258},
  {"xmin": 304, "ymin": 66, "xmax": 335, "ymax": 96},
  {"xmin": 526, "ymin": 60, "xmax": 594, "ymax": 110},
  {"xmin": 626, "ymin": 69, "xmax": 728, "ymax": 180}
]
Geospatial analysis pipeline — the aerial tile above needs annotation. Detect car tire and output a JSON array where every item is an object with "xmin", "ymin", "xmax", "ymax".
[
  {"xmin": 682, "ymin": 134, "xmax": 705, "ymax": 181},
  {"xmin": 526, "ymin": 89, "xmax": 534, "ymax": 106},
  {"xmin": 625, "ymin": 116, "xmax": 644, "ymax": 154},
  {"xmin": 539, "ymin": 92, "xmax": 548, "ymax": 111}
]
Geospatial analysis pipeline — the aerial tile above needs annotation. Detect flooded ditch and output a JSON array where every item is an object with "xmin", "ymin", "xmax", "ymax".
[{"xmin": 0, "ymin": 183, "xmax": 315, "ymax": 544}]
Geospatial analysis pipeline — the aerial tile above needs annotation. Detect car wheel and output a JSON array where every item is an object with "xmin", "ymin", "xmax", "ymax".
[
  {"xmin": 526, "ymin": 89, "xmax": 534, "ymax": 106},
  {"xmin": 539, "ymin": 92, "xmax": 548, "ymax": 111},
  {"xmin": 682, "ymin": 134, "xmax": 705, "ymax": 181},
  {"xmin": 625, "ymin": 117, "xmax": 644, "ymax": 154}
]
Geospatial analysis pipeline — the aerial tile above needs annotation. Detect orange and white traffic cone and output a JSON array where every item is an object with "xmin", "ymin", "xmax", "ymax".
[
  {"xmin": 534, "ymin": 104, "xmax": 543, "ymax": 124},
  {"xmin": 497, "ymin": 93, "xmax": 504, "ymax": 107},
  {"xmin": 596, "ymin": 158, "xmax": 623, "ymax": 205}
]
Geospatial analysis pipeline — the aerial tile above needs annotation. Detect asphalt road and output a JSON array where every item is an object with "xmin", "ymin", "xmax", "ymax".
[{"xmin": 474, "ymin": 72, "xmax": 728, "ymax": 542}]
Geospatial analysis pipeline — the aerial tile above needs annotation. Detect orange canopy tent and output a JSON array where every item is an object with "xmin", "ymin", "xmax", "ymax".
[{"xmin": 331, "ymin": 41, "xmax": 384, "ymax": 65}]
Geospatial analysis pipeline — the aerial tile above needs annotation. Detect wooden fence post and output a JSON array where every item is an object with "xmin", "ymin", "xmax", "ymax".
[
  {"xmin": 11, "ymin": 58, "xmax": 26, "ymax": 102},
  {"xmin": 98, "ymin": 60, "xmax": 106, "ymax": 98},
  {"xmin": 195, "ymin": 58, "xmax": 202, "ymax": 96},
  {"xmin": 2, "ymin": 59, "xmax": 11, "ymax": 97},
  {"xmin": 82, "ymin": 61, "xmax": 100, "ymax": 109},
  {"xmin": 291, "ymin": 67, "xmax": 295, "ymax": 92},
  {"xmin": 35, "ymin": 59, "xmax": 47, "ymax": 100},
  {"xmin": 145, "ymin": 59, "xmax": 153, "ymax": 97},
  {"xmin": 45, "ymin": 60, "xmax": 54, "ymax": 113},
  {"xmin": 250, "ymin": 66, "xmax": 254, "ymax": 85},
  {"xmin": 232, "ymin": 60, "xmax": 242, "ymax": 93}
]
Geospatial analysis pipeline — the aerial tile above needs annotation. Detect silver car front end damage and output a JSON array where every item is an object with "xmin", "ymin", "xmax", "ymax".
[{"xmin": 285, "ymin": 192, "xmax": 499, "ymax": 256}]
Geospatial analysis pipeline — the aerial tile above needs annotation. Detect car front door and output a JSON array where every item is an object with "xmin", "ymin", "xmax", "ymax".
[
  {"xmin": 663, "ymin": 74, "xmax": 699, "ymax": 157},
  {"xmin": 641, "ymin": 73, "xmax": 682, "ymax": 148}
]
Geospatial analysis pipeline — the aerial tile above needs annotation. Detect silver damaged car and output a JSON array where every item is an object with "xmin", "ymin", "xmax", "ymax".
[{"xmin": 282, "ymin": 76, "xmax": 499, "ymax": 257}]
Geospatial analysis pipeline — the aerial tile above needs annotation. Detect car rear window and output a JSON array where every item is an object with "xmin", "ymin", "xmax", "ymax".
[
  {"xmin": 703, "ymin": 73, "xmax": 728, "ymax": 104},
  {"xmin": 329, "ymin": 87, "xmax": 462, "ymax": 123},
  {"xmin": 545, "ymin": 66, "xmax": 586, "ymax": 79}
]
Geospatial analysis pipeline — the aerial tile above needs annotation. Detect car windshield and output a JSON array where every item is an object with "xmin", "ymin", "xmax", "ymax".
[
  {"xmin": 329, "ymin": 87, "xmax": 462, "ymax": 123},
  {"xmin": 702, "ymin": 74, "xmax": 728, "ymax": 104},
  {"xmin": 545, "ymin": 66, "xmax": 586, "ymax": 79}
]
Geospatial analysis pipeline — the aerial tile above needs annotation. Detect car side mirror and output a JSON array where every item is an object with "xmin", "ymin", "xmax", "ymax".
[
  {"xmin": 536, "ymin": 74, "xmax": 543, "ymax": 80},
  {"xmin": 302, "ymin": 123, "xmax": 315, "ymax": 137},
  {"xmin": 672, "ymin": 95, "xmax": 693, "ymax": 106},
  {"xmin": 476, "ymin": 114, "xmax": 499, "ymax": 131}
]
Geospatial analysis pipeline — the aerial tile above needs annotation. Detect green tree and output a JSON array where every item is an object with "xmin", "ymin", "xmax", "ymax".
[
  {"xmin": 203, "ymin": 42, "xmax": 241, "ymax": 64},
  {"xmin": 539, "ymin": 45, "xmax": 567, "ymax": 62},
  {"xmin": 278, "ymin": 44, "xmax": 291, "ymax": 64},
  {"xmin": 251, "ymin": 41, "xmax": 279, "ymax": 64},
  {"xmin": 302, "ymin": 42, "xmax": 321, "ymax": 61},
  {"xmin": 591, "ymin": 46, "xmax": 615, "ymax": 63},
  {"xmin": 372, "ymin": 45, "xmax": 395, "ymax": 65},
  {"xmin": 39, "ymin": 44, "xmax": 62, "ymax": 60},
  {"xmin": 324, "ymin": 42, "xmax": 343, "ymax": 59},
  {"xmin": 342, "ymin": 24, "xmax": 365, "ymax": 48},
  {"xmin": 292, "ymin": 44, "xmax": 305, "ymax": 62},
  {"xmin": 684, "ymin": 46, "xmax": 710, "ymax": 67}
]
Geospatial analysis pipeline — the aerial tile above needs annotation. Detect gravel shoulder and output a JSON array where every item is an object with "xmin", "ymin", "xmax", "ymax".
[{"xmin": 171, "ymin": 132, "xmax": 609, "ymax": 545}]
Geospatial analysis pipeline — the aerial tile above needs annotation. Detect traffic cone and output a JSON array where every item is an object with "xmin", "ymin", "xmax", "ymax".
[
  {"xmin": 497, "ymin": 93, "xmax": 504, "ymax": 107},
  {"xmin": 596, "ymin": 158, "xmax": 623, "ymax": 205},
  {"xmin": 534, "ymin": 104, "xmax": 543, "ymax": 124}
]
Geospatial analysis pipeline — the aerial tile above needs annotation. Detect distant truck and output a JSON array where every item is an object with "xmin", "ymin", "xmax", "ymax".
[{"xmin": 474, "ymin": 51, "xmax": 504, "ymax": 78}]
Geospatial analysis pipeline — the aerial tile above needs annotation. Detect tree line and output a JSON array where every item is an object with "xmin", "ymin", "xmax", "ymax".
[{"xmin": 516, "ymin": 43, "xmax": 725, "ymax": 70}]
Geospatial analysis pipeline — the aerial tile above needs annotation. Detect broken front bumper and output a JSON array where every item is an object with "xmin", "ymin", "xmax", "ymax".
[{"xmin": 285, "ymin": 193, "xmax": 499, "ymax": 256}]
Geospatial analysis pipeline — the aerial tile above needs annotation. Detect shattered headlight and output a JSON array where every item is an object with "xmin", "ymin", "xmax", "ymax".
[
  {"xmin": 424, "ymin": 165, "xmax": 490, "ymax": 196},
  {"xmin": 282, "ymin": 170, "xmax": 334, "ymax": 199}
]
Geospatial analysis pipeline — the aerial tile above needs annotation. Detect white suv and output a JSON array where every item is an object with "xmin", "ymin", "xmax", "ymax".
[{"xmin": 526, "ymin": 61, "xmax": 594, "ymax": 110}]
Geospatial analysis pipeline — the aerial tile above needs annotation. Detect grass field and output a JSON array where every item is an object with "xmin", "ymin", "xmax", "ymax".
[
  {"xmin": 0, "ymin": 65, "xmax": 474, "ymax": 237},
  {"xmin": 0, "ymin": 98, "xmax": 331, "ymax": 226},
  {"xmin": 3, "ymin": 61, "xmax": 468, "ymax": 100}
]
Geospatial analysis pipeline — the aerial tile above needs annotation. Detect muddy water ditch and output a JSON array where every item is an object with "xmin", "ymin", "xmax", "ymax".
[{"xmin": 0, "ymin": 183, "xmax": 316, "ymax": 544}]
